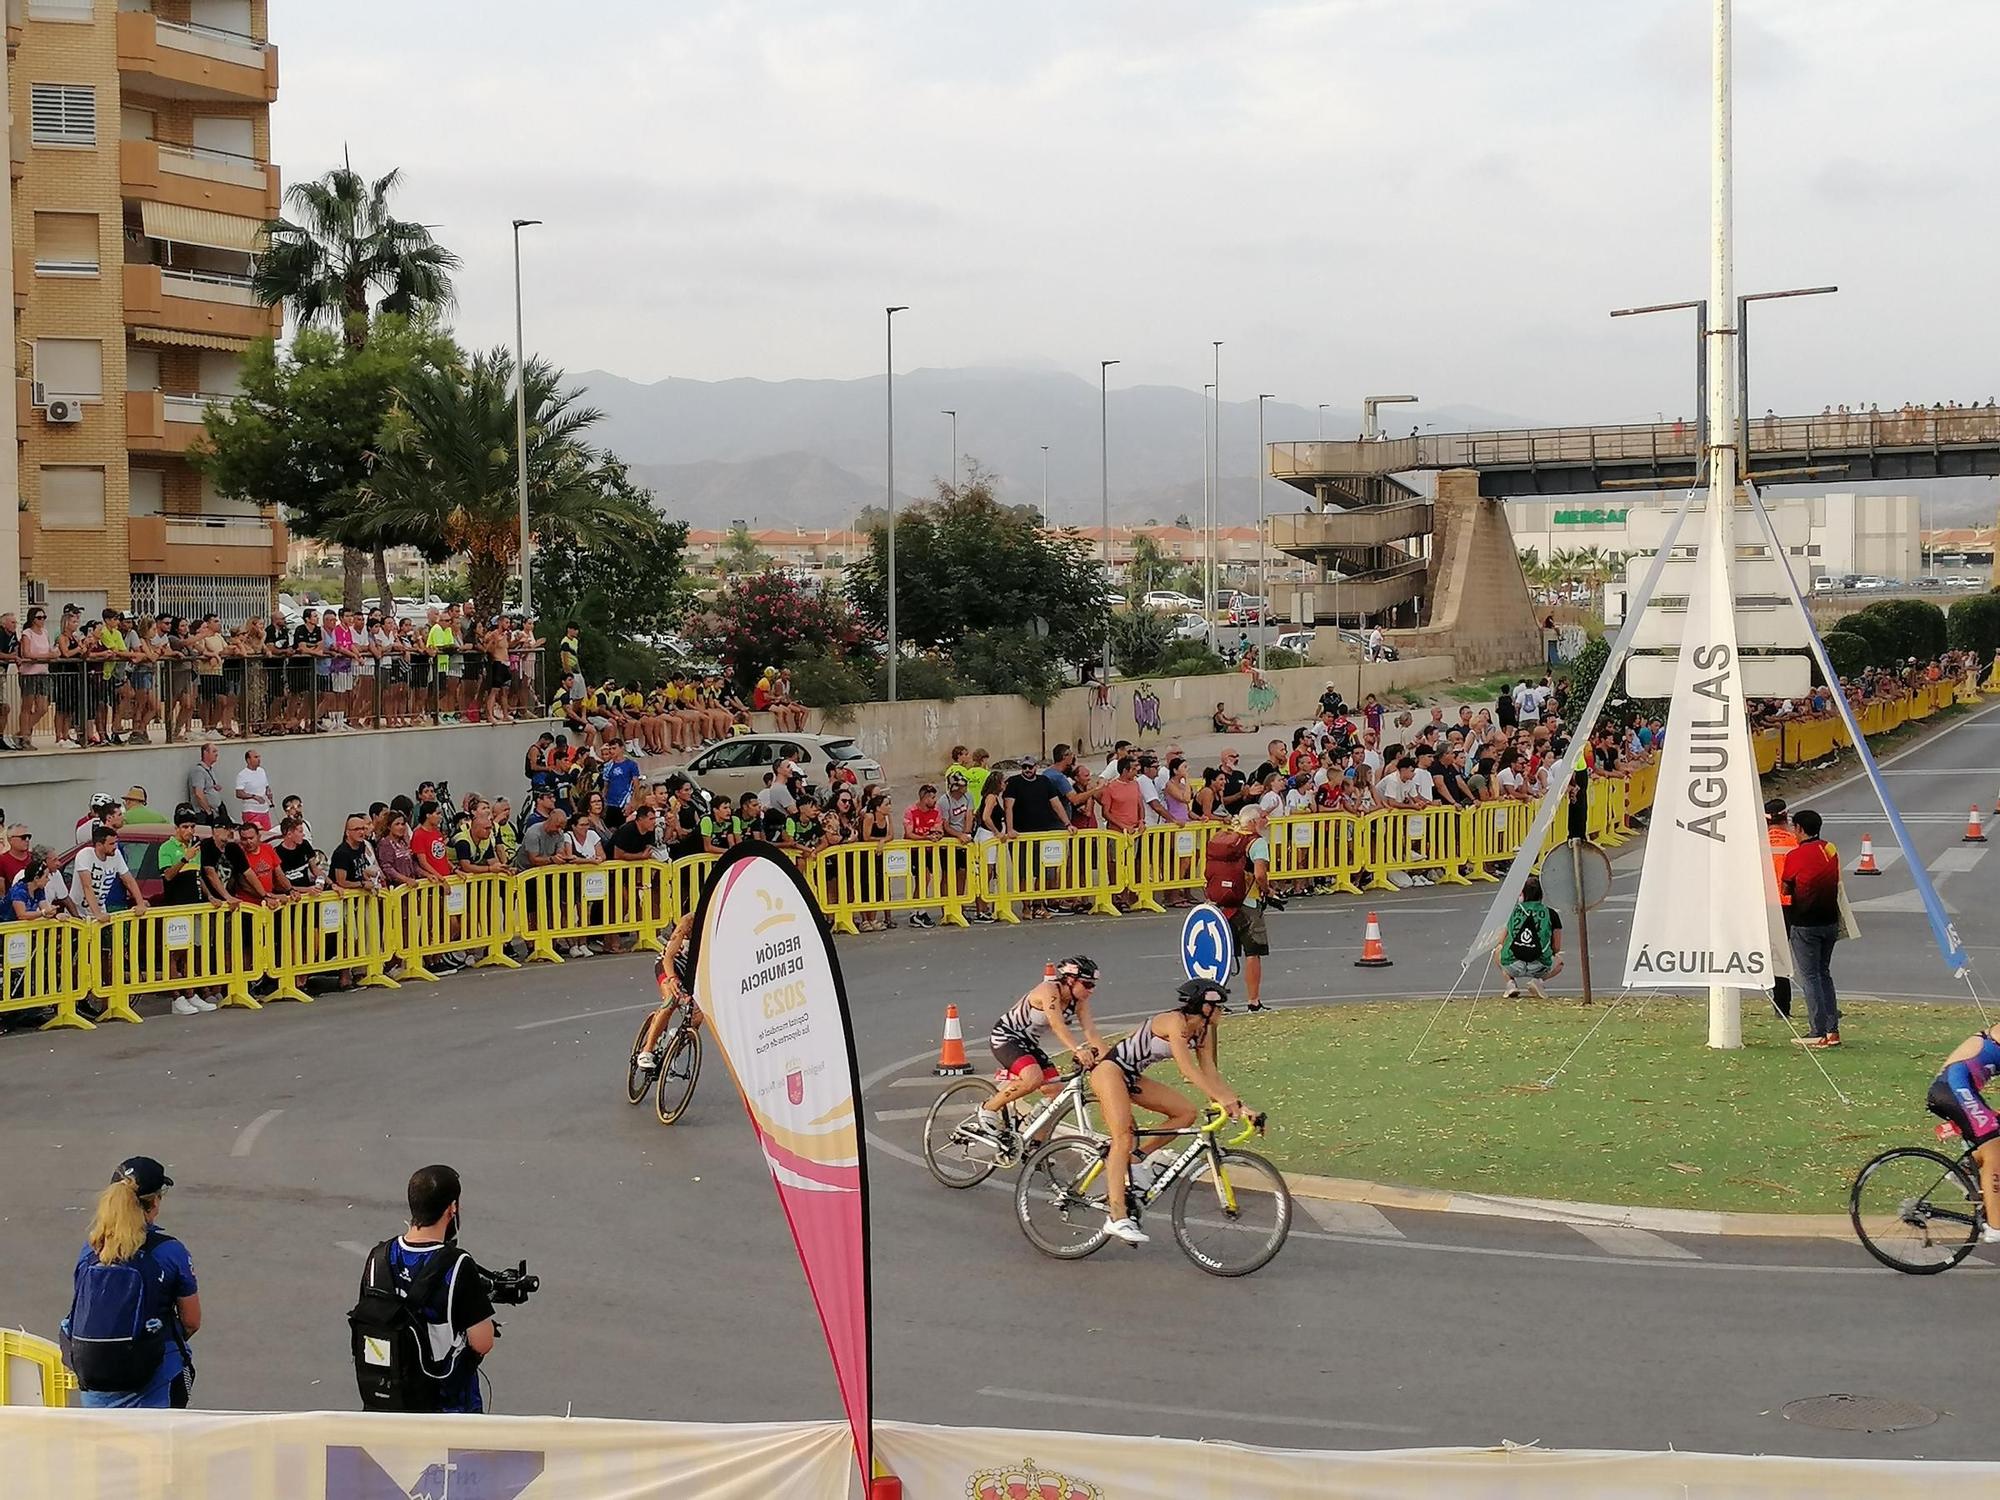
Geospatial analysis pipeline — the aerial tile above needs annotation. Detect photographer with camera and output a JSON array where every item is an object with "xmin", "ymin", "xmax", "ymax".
[{"xmin": 350, "ymin": 1165, "xmax": 534, "ymax": 1414}]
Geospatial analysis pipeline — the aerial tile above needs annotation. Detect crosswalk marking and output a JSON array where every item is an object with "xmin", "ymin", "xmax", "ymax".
[
  {"xmin": 1929, "ymin": 846, "xmax": 1987, "ymax": 874},
  {"xmin": 1571, "ymin": 1225, "xmax": 1700, "ymax": 1259},
  {"xmin": 1297, "ymin": 1199, "xmax": 1405, "ymax": 1238},
  {"xmin": 874, "ymin": 1106, "xmax": 933, "ymax": 1122}
]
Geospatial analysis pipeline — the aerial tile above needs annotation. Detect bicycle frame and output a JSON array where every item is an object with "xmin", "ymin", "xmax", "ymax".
[
  {"xmin": 1073, "ymin": 1106, "xmax": 1260, "ymax": 1214},
  {"xmin": 1008, "ymin": 1069, "xmax": 1096, "ymax": 1146}
]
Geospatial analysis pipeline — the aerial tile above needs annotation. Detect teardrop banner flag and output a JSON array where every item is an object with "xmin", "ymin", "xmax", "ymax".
[{"xmin": 689, "ymin": 842, "xmax": 894, "ymax": 1497}]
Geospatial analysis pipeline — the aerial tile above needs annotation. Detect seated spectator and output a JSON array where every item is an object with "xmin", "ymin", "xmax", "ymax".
[{"xmin": 1500, "ymin": 875, "xmax": 1564, "ymax": 998}]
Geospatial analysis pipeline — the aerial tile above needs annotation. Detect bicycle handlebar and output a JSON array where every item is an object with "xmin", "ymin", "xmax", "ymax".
[{"xmin": 1200, "ymin": 1102, "xmax": 1267, "ymax": 1145}]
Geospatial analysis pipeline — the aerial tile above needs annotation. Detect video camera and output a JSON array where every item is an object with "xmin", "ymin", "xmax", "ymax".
[{"xmin": 474, "ymin": 1259, "xmax": 541, "ymax": 1307}]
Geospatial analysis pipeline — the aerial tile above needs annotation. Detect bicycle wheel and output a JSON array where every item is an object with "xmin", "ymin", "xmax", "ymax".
[
  {"xmin": 1850, "ymin": 1146, "xmax": 1980, "ymax": 1274},
  {"xmin": 625, "ymin": 1012, "xmax": 657, "ymax": 1105},
  {"xmin": 923, "ymin": 1077, "xmax": 1010, "ymax": 1189},
  {"xmin": 654, "ymin": 1028, "xmax": 702, "ymax": 1125},
  {"xmin": 1171, "ymin": 1147, "xmax": 1293, "ymax": 1277},
  {"xmin": 1015, "ymin": 1136, "xmax": 1112, "ymax": 1260}
]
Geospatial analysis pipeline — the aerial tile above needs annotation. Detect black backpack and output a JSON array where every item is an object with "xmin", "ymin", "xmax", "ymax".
[
  {"xmin": 349, "ymin": 1239, "xmax": 464, "ymax": 1412},
  {"xmin": 62, "ymin": 1232, "xmax": 183, "ymax": 1393}
]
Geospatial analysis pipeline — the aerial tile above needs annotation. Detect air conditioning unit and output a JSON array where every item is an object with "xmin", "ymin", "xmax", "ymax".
[{"xmin": 44, "ymin": 398, "xmax": 81, "ymax": 425}]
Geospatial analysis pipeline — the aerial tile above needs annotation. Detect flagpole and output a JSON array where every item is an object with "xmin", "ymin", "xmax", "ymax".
[{"xmin": 1706, "ymin": 0, "xmax": 1742, "ymax": 1049}]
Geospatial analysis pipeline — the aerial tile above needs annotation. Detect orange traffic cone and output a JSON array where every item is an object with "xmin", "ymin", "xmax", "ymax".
[
  {"xmin": 1853, "ymin": 833, "xmax": 1882, "ymax": 876},
  {"xmin": 1967, "ymin": 807, "xmax": 1989, "ymax": 845},
  {"xmin": 1354, "ymin": 911, "xmax": 1393, "ymax": 968},
  {"xmin": 934, "ymin": 1003, "xmax": 971, "ymax": 1076}
]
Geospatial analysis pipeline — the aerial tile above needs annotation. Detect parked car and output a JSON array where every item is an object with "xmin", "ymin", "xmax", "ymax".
[
  {"xmin": 671, "ymin": 732, "xmax": 882, "ymax": 802},
  {"xmin": 1273, "ymin": 630, "xmax": 1317, "ymax": 656},
  {"xmin": 1227, "ymin": 595, "xmax": 1266, "ymax": 626},
  {"xmin": 1810, "ymin": 576, "xmax": 1841, "ymax": 593},
  {"xmin": 54, "ymin": 823, "xmax": 177, "ymax": 906},
  {"xmin": 1948, "ymin": 575, "xmax": 1986, "ymax": 589},
  {"xmin": 1143, "ymin": 590, "xmax": 1202, "ymax": 613},
  {"xmin": 1171, "ymin": 613, "xmax": 1214, "ymax": 643}
]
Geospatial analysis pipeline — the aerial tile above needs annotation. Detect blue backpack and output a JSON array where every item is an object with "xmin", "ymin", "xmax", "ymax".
[{"xmin": 61, "ymin": 1232, "xmax": 182, "ymax": 1392}]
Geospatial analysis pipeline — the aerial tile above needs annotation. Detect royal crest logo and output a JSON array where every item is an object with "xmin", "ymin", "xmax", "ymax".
[
  {"xmin": 786, "ymin": 1056, "xmax": 805, "ymax": 1106},
  {"xmin": 967, "ymin": 1458, "xmax": 1104, "ymax": 1500}
]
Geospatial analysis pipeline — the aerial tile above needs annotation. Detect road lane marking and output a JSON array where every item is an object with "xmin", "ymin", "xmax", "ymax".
[
  {"xmin": 1572, "ymin": 1225, "xmax": 1700, "ymax": 1259},
  {"xmin": 515, "ymin": 1001, "xmax": 654, "ymax": 1031},
  {"xmin": 1929, "ymin": 846, "xmax": 1987, "ymax": 874},
  {"xmin": 230, "ymin": 1108, "xmax": 284, "ymax": 1158},
  {"xmin": 874, "ymin": 1107, "xmax": 932, "ymax": 1122},
  {"xmin": 976, "ymin": 1386, "xmax": 1424, "ymax": 1436},
  {"xmin": 891, "ymin": 1076, "xmax": 955, "ymax": 1088},
  {"xmin": 1297, "ymin": 1199, "xmax": 1404, "ymax": 1238}
]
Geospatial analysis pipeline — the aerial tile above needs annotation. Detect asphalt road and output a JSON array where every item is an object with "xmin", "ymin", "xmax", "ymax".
[{"xmin": 5, "ymin": 700, "xmax": 2000, "ymax": 1457}]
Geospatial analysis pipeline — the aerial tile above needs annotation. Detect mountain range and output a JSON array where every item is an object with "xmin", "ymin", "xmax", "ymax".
[{"xmin": 575, "ymin": 365, "xmax": 2000, "ymax": 533}]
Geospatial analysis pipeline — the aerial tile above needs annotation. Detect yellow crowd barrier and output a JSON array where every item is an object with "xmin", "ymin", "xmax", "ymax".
[
  {"xmin": 985, "ymin": 828, "xmax": 1125, "ymax": 922},
  {"xmin": 1466, "ymin": 798, "xmax": 1533, "ymax": 879},
  {"xmin": 0, "ymin": 1330, "xmax": 73, "ymax": 1408},
  {"xmin": 1127, "ymin": 823, "xmax": 1221, "ymax": 912},
  {"xmin": 0, "ymin": 918, "xmax": 95, "ymax": 1030},
  {"xmin": 1361, "ymin": 806, "xmax": 1471, "ymax": 890},
  {"xmin": 1267, "ymin": 812, "xmax": 1366, "ymax": 894},
  {"xmin": 514, "ymin": 860, "xmax": 671, "ymax": 962},
  {"xmin": 99, "ymin": 903, "xmax": 264, "ymax": 1021},
  {"xmin": 265, "ymin": 887, "xmax": 401, "ymax": 1002},
  {"xmin": 808, "ymin": 838, "xmax": 975, "ymax": 933},
  {"xmin": 392, "ymin": 872, "xmax": 522, "ymax": 980}
]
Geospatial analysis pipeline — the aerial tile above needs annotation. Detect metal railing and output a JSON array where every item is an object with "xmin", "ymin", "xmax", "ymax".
[
  {"xmin": 160, "ymin": 266, "xmax": 256, "ymax": 297},
  {"xmin": 163, "ymin": 392, "xmax": 235, "ymax": 422},
  {"xmin": 154, "ymin": 16, "xmax": 268, "ymax": 56},
  {"xmin": 0, "ymin": 648, "xmax": 548, "ymax": 748}
]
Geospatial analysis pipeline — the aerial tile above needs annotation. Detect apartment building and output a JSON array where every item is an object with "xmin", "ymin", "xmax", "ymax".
[{"xmin": 10, "ymin": 0, "xmax": 282, "ymax": 625}]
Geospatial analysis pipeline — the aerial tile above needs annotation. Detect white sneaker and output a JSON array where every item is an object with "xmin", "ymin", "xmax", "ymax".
[
  {"xmin": 568, "ymin": 943, "xmax": 593, "ymax": 959},
  {"xmin": 193, "ymin": 994, "xmax": 219, "ymax": 1012},
  {"xmin": 171, "ymin": 996, "xmax": 202, "ymax": 1016},
  {"xmin": 1526, "ymin": 980, "xmax": 1546, "ymax": 999},
  {"xmin": 1982, "ymin": 1225, "xmax": 2000, "ymax": 1245},
  {"xmin": 961, "ymin": 1110, "xmax": 1012, "ymax": 1147},
  {"xmin": 634, "ymin": 1050, "xmax": 659, "ymax": 1073},
  {"xmin": 1105, "ymin": 1216, "xmax": 1150, "ymax": 1246}
]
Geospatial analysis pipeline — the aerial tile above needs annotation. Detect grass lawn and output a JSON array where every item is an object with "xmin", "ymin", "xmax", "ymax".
[{"xmin": 1193, "ymin": 998, "xmax": 1983, "ymax": 1213}]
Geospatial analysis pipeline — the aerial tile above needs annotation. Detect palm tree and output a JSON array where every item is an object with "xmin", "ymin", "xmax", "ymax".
[
  {"xmin": 254, "ymin": 159, "xmax": 460, "ymax": 603},
  {"xmin": 360, "ymin": 347, "xmax": 657, "ymax": 621}
]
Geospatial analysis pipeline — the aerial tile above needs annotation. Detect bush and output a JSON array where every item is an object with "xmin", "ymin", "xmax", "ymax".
[
  {"xmin": 1836, "ymin": 608, "xmax": 1899, "ymax": 668},
  {"xmin": 1822, "ymin": 629, "xmax": 1873, "ymax": 680},
  {"xmin": 1856, "ymin": 598, "xmax": 1946, "ymax": 662},
  {"xmin": 1159, "ymin": 641, "xmax": 1226, "ymax": 677},
  {"xmin": 1108, "ymin": 609, "xmax": 1175, "ymax": 677},
  {"xmin": 1948, "ymin": 593, "xmax": 2000, "ymax": 664},
  {"xmin": 953, "ymin": 627, "xmax": 1066, "ymax": 705},
  {"xmin": 785, "ymin": 648, "xmax": 869, "ymax": 712},
  {"xmin": 1262, "ymin": 646, "xmax": 1308, "ymax": 671},
  {"xmin": 684, "ymin": 569, "xmax": 874, "ymax": 692},
  {"xmin": 875, "ymin": 654, "xmax": 964, "ymax": 703}
]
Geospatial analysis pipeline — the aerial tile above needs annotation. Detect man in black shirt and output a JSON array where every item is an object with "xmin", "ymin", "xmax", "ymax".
[
  {"xmin": 199, "ymin": 821, "xmax": 248, "ymax": 901},
  {"xmin": 610, "ymin": 804, "xmax": 656, "ymax": 860},
  {"xmin": 1216, "ymin": 748, "xmax": 1249, "ymax": 813},
  {"xmin": 1435, "ymin": 747, "xmax": 1473, "ymax": 808},
  {"xmin": 275, "ymin": 815, "xmax": 321, "ymax": 891},
  {"xmin": 663, "ymin": 777, "xmax": 705, "ymax": 860},
  {"xmin": 1250, "ymin": 738, "xmax": 1288, "ymax": 789},
  {"xmin": 327, "ymin": 813, "xmax": 380, "ymax": 892},
  {"xmin": 1317, "ymin": 683, "xmax": 1345, "ymax": 719},
  {"xmin": 1002, "ymin": 757, "xmax": 1066, "ymax": 835}
]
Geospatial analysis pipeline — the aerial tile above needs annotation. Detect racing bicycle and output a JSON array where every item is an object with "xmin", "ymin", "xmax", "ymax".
[
  {"xmin": 1015, "ymin": 1104, "xmax": 1291, "ymax": 1276},
  {"xmin": 1849, "ymin": 1121, "xmax": 1985, "ymax": 1274},
  {"xmin": 922, "ymin": 1066, "xmax": 1098, "ymax": 1189},
  {"xmin": 624, "ymin": 958, "xmax": 702, "ymax": 1125}
]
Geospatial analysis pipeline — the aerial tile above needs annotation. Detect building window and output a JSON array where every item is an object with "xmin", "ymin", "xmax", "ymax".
[
  {"xmin": 29, "ymin": 84, "xmax": 96, "ymax": 147},
  {"xmin": 34, "ymin": 338, "xmax": 103, "ymax": 400},
  {"xmin": 40, "ymin": 466, "xmax": 106, "ymax": 530},
  {"xmin": 129, "ymin": 468, "xmax": 165, "ymax": 518},
  {"xmin": 32, "ymin": 212, "xmax": 99, "ymax": 276},
  {"xmin": 27, "ymin": 0, "xmax": 94, "ymax": 20},
  {"xmin": 126, "ymin": 346, "xmax": 161, "ymax": 392}
]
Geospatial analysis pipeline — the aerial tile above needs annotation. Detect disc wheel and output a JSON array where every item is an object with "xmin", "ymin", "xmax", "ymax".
[
  {"xmin": 625, "ymin": 1012, "xmax": 658, "ymax": 1105},
  {"xmin": 654, "ymin": 1027, "xmax": 702, "ymax": 1126},
  {"xmin": 1850, "ymin": 1146, "xmax": 1980, "ymax": 1274},
  {"xmin": 1170, "ymin": 1147, "xmax": 1293, "ymax": 1277},
  {"xmin": 1015, "ymin": 1136, "xmax": 1112, "ymax": 1259},
  {"xmin": 923, "ymin": 1076, "xmax": 1013, "ymax": 1189}
]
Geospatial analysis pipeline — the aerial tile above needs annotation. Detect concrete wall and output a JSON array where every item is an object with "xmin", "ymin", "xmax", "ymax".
[
  {"xmin": 1389, "ymin": 469, "xmax": 1544, "ymax": 676},
  {"xmin": 0, "ymin": 722, "xmax": 546, "ymax": 844}
]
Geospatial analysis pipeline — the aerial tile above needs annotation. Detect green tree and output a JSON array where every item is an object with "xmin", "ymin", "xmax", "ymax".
[
  {"xmin": 685, "ymin": 570, "xmax": 874, "ymax": 692},
  {"xmin": 254, "ymin": 160, "xmax": 460, "ymax": 605},
  {"xmin": 845, "ymin": 469, "xmax": 1110, "ymax": 672},
  {"xmin": 194, "ymin": 319, "xmax": 452, "ymax": 602},
  {"xmin": 1822, "ymin": 629, "xmax": 1873, "ymax": 680},
  {"xmin": 1947, "ymin": 593, "xmax": 2000, "ymax": 663},
  {"xmin": 1127, "ymin": 532, "xmax": 1169, "ymax": 601},
  {"xmin": 1108, "ymin": 607, "xmax": 1175, "ymax": 675},
  {"xmin": 532, "ymin": 461, "xmax": 690, "ymax": 686},
  {"xmin": 359, "ymin": 347, "xmax": 655, "ymax": 623},
  {"xmin": 716, "ymin": 524, "xmax": 772, "ymax": 575}
]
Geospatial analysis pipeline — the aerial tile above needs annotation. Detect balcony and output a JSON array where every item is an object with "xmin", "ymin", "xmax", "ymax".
[
  {"xmin": 127, "ymin": 388, "xmax": 232, "ymax": 454},
  {"xmin": 116, "ymin": 10, "xmax": 278, "ymax": 104},
  {"xmin": 123, "ymin": 262, "xmax": 279, "ymax": 343},
  {"xmin": 128, "ymin": 512, "xmax": 285, "ymax": 578},
  {"xmin": 121, "ymin": 138, "xmax": 279, "ymax": 222}
]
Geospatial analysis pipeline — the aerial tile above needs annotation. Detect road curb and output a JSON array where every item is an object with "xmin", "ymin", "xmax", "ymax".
[{"xmin": 1282, "ymin": 1169, "xmax": 1855, "ymax": 1240}]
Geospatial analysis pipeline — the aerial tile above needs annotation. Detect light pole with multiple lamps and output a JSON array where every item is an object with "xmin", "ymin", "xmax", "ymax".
[
  {"xmin": 1039, "ymin": 444, "xmax": 1049, "ymax": 528},
  {"xmin": 1317, "ymin": 402, "xmax": 1329, "ymax": 439},
  {"xmin": 884, "ymin": 305, "xmax": 907, "ymax": 702},
  {"xmin": 941, "ymin": 409, "xmax": 958, "ymax": 491},
  {"xmin": 1100, "ymin": 359, "xmax": 1119, "ymax": 667},
  {"xmin": 1609, "ymin": 298, "xmax": 1708, "ymax": 476},
  {"xmin": 1256, "ymin": 394, "xmax": 1275, "ymax": 625},
  {"xmin": 510, "ymin": 217, "xmax": 541, "ymax": 615},
  {"xmin": 1738, "ymin": 284, "xmax": 1837, "ymax": 462}
]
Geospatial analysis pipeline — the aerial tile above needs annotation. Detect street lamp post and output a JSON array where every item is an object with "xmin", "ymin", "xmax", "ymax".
[
  {"xmin": 510, "ymin": 217, "xmax": 541, "ymax": 615},
  {"xmin": 885, "ymin": 306, "xmax": 907, "ymax": 702},
  {"xmin": 941, "ymin": 409, "xmax": 958, "ymax": 491},
  {"xmin": 1360, "ymin": 394, "xmax": 1418, "ymax": 440},
  {"xmin": 1202, "ymin": 382, "xmax": 1214, "ymax": 613},
  {"xmin": 1039, "ymin": 444, "xmax": 1049, "ymax": 528},
  {"xmin": 1101, "ymin": 360, "xmax": 1120, "ymax": 670},
  {"xmin": 1609, "ymin": 299, "xmax": 1708, "ymax": 479},
  {"xmin": 1257, "ymin": 394, "xmax": 1275, "ymax": 629},
  {"xmin": 1317, "ymin": 402, "xmax": 1329, "ymax": 439},
  {"xmin": 1738, "ymin": 285, "xmax": 1838, "ymax": 464},
  {"xmin": 1210, "ymin": 342, "xmax": 1223, "ymax": 613}
]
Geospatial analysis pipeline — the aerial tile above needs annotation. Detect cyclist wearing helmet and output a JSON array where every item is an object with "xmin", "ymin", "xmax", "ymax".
[
  {"xmin": 1929, "ymin": 1030, "xmax": 2000, "ymax": 1243},
  {"xmin": 966, "ymin": 956, "xmax": 1109, "ymax": 1145},
  {"xmin": 1092, "ymin": 978, "xmax": 1244, "ymax": 1245},
  {"xmin": 75, "ymin": 792, "xmax": 123, "ymax": 845},
  {"xmin": 632, "ymin": 914, "xmax": 700, "ymax": 1074}
]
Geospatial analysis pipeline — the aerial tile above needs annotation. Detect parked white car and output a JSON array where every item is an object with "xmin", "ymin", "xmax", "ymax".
[
  {"xmin": 1143, "ymin": 590, "xmax": 1203, "ymax": 612},
  {"xmin": 671, "ymin": 733, "xmax": 882, "ymax": 801},
  {"xmin": 1172, "ymin": 613, "xmax": 1213, "ymax": 643},
  {"xmin": 1273, "ymin": 630, "xmax": 1317, "ymax": 656}
]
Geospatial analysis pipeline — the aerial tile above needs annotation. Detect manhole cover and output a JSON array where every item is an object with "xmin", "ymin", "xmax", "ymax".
[{"xmin": 1782, "ymin": 1394, "xmax": 1938, "ymax": 1433}]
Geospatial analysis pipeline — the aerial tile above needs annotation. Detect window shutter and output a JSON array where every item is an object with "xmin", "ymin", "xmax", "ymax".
[
  {"xmin": 39, "ymin": 467, "xmax": 106, "ymax": 530},
  {"xmin": 129, "ymin": 468, "xmax": 165, "ymax": 518},
  {"xmin": 35, "ymin": 338, "xmax": 103, "ymax": 398},
  {"xmin": 29, "ymin": 84, "xmax": 96, "ymax": 146},
  {"xmin": 33, "ymin": 212, "xmax": 99, "ymax": 273}
]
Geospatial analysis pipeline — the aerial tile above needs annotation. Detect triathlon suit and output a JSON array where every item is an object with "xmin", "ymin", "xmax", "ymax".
[
  {"xmin": 989, "ymin": 984, "xmax": 1078, "ymax": 1079},
  {"xmin": 1929, "ymin": 1032, "xmax": 2000, "ymax": 1146},
  {"xmin": 1107, "ymin": 1014, "xmax": 1206, "ymax": 1095}
]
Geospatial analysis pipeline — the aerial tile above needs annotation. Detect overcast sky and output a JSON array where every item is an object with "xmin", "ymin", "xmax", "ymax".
[{"xmin": 269, "ymin": 0, "xmax": 2000, "ymax": 428}]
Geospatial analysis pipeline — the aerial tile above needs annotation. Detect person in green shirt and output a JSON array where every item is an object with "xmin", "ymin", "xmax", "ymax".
[
  {"xmin": 426, "ymin": 614, "xmax": 457, "ymax": 720},
  {"xmin": 961, "ymin": 748, "xmax": 993, "ymax": 809},
  {"xmin": 92, "ymin": 614, "xmax": 129, "ymax": 747}
]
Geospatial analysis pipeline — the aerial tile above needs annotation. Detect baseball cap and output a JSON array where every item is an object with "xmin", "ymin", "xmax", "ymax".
[
  {"xmin": 114, "ymin": 1156, "xmax": 173, "ymax": 1195},
  {"xmin": 173, "ymin": 803, "xmax": 198, "ymax": 824}
]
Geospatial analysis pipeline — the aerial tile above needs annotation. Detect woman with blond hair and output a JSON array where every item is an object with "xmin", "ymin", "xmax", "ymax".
[{"xmin": 63, "ymin": 1156, "xmax": 200, "ymax": 1407}]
